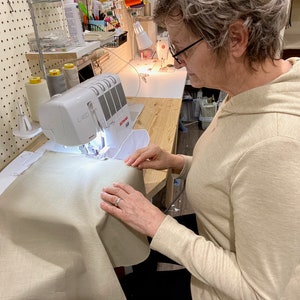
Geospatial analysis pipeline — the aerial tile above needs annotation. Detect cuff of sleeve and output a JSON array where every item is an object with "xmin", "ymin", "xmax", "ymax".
[
  {"xmin": 172, "ymin": 155, "xmax": 192, "ymax": 179},
  {"xmin": 150, "ymin": 215, "xmax": 176, "ymax": 253},
  {"xmin": 150, "ymin": 215, "xmax": 194, "ymax": 263}
]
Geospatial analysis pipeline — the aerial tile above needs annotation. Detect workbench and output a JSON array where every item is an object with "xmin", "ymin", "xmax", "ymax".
[
  {"xmin": 0, "ymin": 65, "xmax": 185, "ymax": 299},
  {"xmin": 127, "ymin": 97, "xmax": 182, "ymax": 199}
]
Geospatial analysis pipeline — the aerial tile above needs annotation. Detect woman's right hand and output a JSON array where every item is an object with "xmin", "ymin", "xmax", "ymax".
[{"xmin": 124, "ymin": 144, "xmax": 184, "ymax": 172}]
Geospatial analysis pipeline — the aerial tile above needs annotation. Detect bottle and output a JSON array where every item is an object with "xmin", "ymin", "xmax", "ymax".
[
  {"xmin": 46, "ymin": 69, "xmax": 67, "ymax": 97},
  {"xmin": 62, "ymin": 63, "xmax": 80, "ymax": 89},
  {"xmin": 25, "ymin": 77, "xmax": 50, "ymax": 122},
  {"xmin": 64, "ymin": 0, "xmax": 85, "ymax": 47}
]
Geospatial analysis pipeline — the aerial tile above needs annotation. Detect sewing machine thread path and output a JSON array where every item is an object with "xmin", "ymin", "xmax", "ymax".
[{"xmin": 38, "ymin": 74, "xmax": 133, "ymax": 157}]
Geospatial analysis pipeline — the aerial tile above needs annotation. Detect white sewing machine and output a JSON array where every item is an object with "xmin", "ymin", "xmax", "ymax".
[
  {"xmin": 156, "ymin": 31, "xmax": 170, "ymax": 68},
  {"xmin": 38, "ymin": 73, "xmax": 148, "ymax": 159}
]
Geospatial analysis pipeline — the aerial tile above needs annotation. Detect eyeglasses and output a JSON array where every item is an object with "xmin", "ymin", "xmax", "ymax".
[{"xmin": 169, "ymin": 37, "xmax": 204, "ymax": 64}]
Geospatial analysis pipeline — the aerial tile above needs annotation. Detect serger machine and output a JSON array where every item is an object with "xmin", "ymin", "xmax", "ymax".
[{"xmin": 39, "ymin": 74, "xmax": 140, "ymax": 158}]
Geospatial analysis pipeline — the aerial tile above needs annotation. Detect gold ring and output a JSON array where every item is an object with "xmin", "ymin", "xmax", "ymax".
[{"xmin": 114, "ymin": 197, "xmax": 121, "ymax": 208}]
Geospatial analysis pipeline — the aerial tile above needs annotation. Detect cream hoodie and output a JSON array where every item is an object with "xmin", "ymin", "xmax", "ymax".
[{"xmin": 151, "ymin": 58, "xmax": 300, "ymax": 299}]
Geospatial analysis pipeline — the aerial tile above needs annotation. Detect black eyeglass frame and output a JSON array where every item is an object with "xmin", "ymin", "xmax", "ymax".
[{"xmin": 169, "ymin": 37, "xmax": 204, "ymax": 64}]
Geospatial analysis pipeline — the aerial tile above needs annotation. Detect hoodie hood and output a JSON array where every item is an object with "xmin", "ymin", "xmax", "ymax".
[{"xmin": 220, "ymin": 57, "xmax": 300, "ymax": 117}]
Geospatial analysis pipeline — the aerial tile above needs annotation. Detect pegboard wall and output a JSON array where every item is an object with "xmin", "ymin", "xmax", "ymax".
[{"xmin": 0, "ymin": 0, "xmax": 134, "ymax": 171}]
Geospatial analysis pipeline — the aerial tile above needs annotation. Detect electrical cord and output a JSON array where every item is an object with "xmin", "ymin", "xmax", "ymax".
[
  {"xmin": 164, "ymin": 179, "xmax": 186, "ymax": 214},
  {"xmin": 181, "ymin": 120, "xmax": 199, "ymax": 127},
  {"xmin": 102, "ymin": 47, "xmax": 142, "ymax": 97}
]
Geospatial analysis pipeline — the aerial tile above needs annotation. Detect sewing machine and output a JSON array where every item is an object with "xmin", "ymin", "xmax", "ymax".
[
  {"xmin": 39, "ymin": 73, "xmax": 147, "ymax": 158},
  {"xmin": 156, "ymin": 31, "xmax": 170, "ymax": 68}
]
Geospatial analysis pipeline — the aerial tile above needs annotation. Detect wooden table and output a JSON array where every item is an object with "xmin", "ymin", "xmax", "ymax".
[
  {"xmin": 26, "ymin": 96, "xmax": 182, "ymax": 201},
  {"xmin": 127, "ymin": 97, "xmax": 182, "ymax": 200}
]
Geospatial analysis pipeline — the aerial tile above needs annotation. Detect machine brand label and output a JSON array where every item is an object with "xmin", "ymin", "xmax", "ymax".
[{"xmin": 119, "ymin": 116, "xmax": 128, "ymax": 126}]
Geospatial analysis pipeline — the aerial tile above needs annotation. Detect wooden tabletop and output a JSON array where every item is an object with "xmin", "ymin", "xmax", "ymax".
[
  {"xmin": 127, "ymin": 97, "xmax": 182, "ymax": 198},
  {"xmin": 26, "ymin": 96, "xmax": 182, "ymax": 199}
]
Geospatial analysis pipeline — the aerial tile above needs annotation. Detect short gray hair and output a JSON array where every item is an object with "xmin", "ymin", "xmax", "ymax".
[{"xmin": 153, "ymin": 0, "xmax": 290, "ymax": 67}]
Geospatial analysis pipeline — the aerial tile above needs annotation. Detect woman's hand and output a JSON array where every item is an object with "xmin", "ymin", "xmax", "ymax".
[
  {"xmin": 100, "ymin": 182, "xmax": 166, "ymax": 238},
  {"xmin": 124, "ymin": 144, "xmax": 184, "ymax": 172}
]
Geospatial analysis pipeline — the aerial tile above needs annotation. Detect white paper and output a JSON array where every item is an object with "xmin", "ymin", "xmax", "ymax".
[
  {"xmin": 0, "ymin": 151, "xmax": 44, "ymax": 195},
  {"xmin": 112, "ymin": 129, "xmax": 150, "ymax": 160}
]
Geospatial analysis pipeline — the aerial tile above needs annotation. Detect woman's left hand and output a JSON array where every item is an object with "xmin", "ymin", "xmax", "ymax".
[{"xmin": 100, "ymin": 182, "xmax": 166, "ymax": 238}]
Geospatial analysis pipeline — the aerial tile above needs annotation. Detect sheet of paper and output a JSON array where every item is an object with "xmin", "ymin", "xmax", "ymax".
[
  {"xmin": 112, "ymin": 129, "xmax": 149, "ymax": 160},
  {"xmin": 0, "ymin": 151, "xmax": 44, "ymax": 195}
]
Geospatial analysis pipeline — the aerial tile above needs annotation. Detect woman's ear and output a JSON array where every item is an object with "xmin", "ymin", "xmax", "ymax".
[{"xmin": 228, "ymin": 20, "xmax": 248, "ymax": 58}]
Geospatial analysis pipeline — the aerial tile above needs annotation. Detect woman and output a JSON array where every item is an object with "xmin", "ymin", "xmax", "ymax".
[{"xmin": 101, "ymin": 0, "xmax": 300, "ymax": 299}]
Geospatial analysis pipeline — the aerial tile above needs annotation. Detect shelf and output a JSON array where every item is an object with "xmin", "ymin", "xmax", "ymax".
[{"xmin": 25, "ymin": 41, "xmax": 101, "ymax": 60}]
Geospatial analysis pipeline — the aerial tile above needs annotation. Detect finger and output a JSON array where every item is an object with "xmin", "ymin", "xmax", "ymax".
[
  {"xmin": 125, "ymin": 155, "xmax": 147, "ymax": 168},
  {"xmin": 135, "ymin": 159, "xmax": 159, "ymax": 170},
  {"xmin": 112, "ymin": 182, "xmax": 137, "ymax": 194},
  {"xmin": 124, "ymin": 147, "xmax": 146, "ymax": 166},
  {"xmin": 114, "ymin": 197, "xmax": 122, "ymax": 208},
  {"xmin": 100, "ymin": 200, "xmax": 125, "ymax": 219},
  {"xmin": 126, "ymin": 147, "xmax": 156, "ymax": 168},
  {"xmin": 102, "ymin": 184, "xmax": 130, "ymax": 201},
  {"xmin": 101, "ymin": 191, "xmax": 122, "ymax": 207}
]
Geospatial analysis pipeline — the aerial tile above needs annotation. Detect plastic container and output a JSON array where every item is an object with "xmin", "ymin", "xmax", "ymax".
[
  {"xmin": 25, "ymin": 77, "xmax": 50, "ymax": 122},
  {"xmin": 199, "ymin": 97, "xmax": 217, "ymax": 130},
  {"xmin": 64, "ymin": 0, "xmax": 85, "ymax": 47},
  {"xmin": 88, "ymin": 20, "xmax": 106, "ymax": 32}
]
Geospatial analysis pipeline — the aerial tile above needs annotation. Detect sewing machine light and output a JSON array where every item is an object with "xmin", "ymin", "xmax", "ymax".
[
  {"xmin": 133, "ymin": 21, "xmax": 153, "ymax": 50},
  {"xmin": 79, "ymin": 131, "xmax": 108, "ymax": 159}
]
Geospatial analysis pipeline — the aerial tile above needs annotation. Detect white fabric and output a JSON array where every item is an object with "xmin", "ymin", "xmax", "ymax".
[{"xmin": 0, "ymin": 151, "xmax": 149, "ymax": 300}]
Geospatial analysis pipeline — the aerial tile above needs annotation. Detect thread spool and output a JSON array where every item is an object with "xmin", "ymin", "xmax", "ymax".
[
  {"xmin": 46, "ymin": 69, "xmax": 67, "ymax": 97},
  {"xmin": 63, "ymin": 63, "xmax": 80, "ymax": 89},
  {"xmin": 25, "ymin": 77, "xmax": 51, "ymax": 122}
]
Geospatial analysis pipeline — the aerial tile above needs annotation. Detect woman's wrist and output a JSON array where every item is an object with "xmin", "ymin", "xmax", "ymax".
[{"xmin": 170, "ymin": 154, "xmax": 185, "ymax": 174}]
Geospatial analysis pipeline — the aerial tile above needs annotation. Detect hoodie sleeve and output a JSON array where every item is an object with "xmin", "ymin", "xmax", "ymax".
[{"xmin": 172, "ymin": 155, "xmax": 193, "ymax": 180}]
